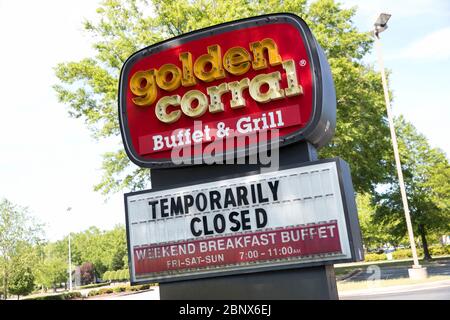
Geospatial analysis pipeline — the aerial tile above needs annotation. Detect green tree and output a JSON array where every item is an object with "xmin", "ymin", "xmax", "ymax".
[
  {"xmin": 424, "ymin": 153, "xmax": 450, "ymax": 215},
  {"xmin": 34, "ymin": 225, "xmax": 127, "ymax": 284},
  {"xmin": 67, "ymin": 225, "xmax": 127, "ymax": 277},
  {"xmin": 105, "ymin": 225, "xmax": 127, "ymax": 271},
  {"xmin": 8, "ymin": 266, "xmax": 35, "ymax": 300},
  {"xmin": 356, "ymin": 193, "xmax": 396, "ymax": 250},
  {"xmin": 70, "ymin": 227, "xmax": 105, "ymax": 275},
  {"xmin": 34, "ymin": 242, "xmax": 68, "ymax": 292},
  {"xmin": 0, "ymin": 199, "xmax": 43, "ymax": 299},
  {"xmin": 374, "ymin": 117, "xmax": 450, "ymax": 259},
  {"xmin": 111, "ymin": 247, "xmax": 126, "ymax": 271},
  {"xmin": 54, "ymin": 0, "xmax": 392, "ymax": 196}
]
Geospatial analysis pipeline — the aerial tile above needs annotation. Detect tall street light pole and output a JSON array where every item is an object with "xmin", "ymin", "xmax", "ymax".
[
  {"xmin": 373, "ymin": 13, "xmax": 427, "ymax": 279},
  {"xmin": 67, "ymin": 207, "xmax": 73, "ymax": 291}
]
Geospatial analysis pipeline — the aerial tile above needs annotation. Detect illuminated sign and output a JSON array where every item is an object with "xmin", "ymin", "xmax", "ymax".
[
  {"xmin": 125, "ymin": 159, "xmax": 363, "ymax": 284},
  {"xmin": 119, "ymin": 14, "xmax": 336, "ymax": 167}
]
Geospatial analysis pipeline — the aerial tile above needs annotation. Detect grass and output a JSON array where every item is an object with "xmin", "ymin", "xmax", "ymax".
[
  {"xmin": 337, "ymin": 275, "xmax": 450, "ymax": 292},
  {"xmin": 334, "ymin": 255, "xmax": 450, "ymax": 277}
]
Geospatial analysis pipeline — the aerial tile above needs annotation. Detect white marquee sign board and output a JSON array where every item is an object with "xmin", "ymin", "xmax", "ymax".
[{"xmin": 125, "ymin": 159, "xmax": 362, "ymax": 284}]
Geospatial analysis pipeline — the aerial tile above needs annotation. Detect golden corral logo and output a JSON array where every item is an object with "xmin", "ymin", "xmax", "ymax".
[{"xmin": 129, "ymin": 38, "xmax": 302, "ymax": 124}]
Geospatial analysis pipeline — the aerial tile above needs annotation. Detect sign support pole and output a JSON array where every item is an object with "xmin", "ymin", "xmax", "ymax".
[{"xmin": 152, "ymin": 142, "xmax": 339, "ymax": 300}]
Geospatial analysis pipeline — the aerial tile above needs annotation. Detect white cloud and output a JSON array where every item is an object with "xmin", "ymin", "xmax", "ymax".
[{"xmin": 388, "ymin": 27, "xmax": 450, "ymax": 61}]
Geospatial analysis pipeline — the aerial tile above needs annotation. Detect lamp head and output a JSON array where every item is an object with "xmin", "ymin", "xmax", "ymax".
[{"xmin": 374, "ymin": 13, "xmax": 391, "ymax": 38}]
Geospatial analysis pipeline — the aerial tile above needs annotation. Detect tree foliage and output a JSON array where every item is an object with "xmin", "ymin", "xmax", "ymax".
[
  {"xmin": 28, "ymin": 224, "xmax": 128, "ymax": 290},
  {"xmin": 80, "ymin": 262, "xmax": 95, "ymax": 285},
  {"xmin": 356, "ymin": 193, "xmax": 397, "ymax": 249},
  {"xmin": 55, "ymin": 225, "xmax": 128, "ymax": 277},
  {"xmin": 54, "ymin": 0, "xmax": 392, "ymax": 195},
  {"xmin": 0, "ymin": 199, "xmax": 43, "ymax": 299},
  {"xmin": 374, "ymin": 116, "xmax": 450, "ymax": 258},
  {"xmin": 8, "ymin": 266, "xmax": 35, "ymax": 299},
  {"xmin": 34, "ymin": 242, "xmax": 68, "ymax": 291}
]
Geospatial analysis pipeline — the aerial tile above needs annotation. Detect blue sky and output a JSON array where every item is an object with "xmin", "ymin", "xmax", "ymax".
[
  {"xmin": 0, "ymin": 0, "xmax": 449, "ymax": 241},
  {"xmin": 345, "ymin": 0, "xmax": 450, "ymax": 155}
]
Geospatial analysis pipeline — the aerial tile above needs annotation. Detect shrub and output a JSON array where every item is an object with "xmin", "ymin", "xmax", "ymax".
[
  {"xmin": 98, "ymin": 288, "xmax": 114, "ymax": 295},
  {"xmin": 120, "ymin": 269, "xmax": 129, "ymax": 280},
  {"xmin": 430, "ymin": 246, "xmax": 445, "ymax": 256},
  {"xmin": 112, "ymin": 270, "xmax": 121, "ymax": 281},
  {"xmin": 65, "ymin": 292, "xmax": 82, "ymax": 300},
  {"xmin": 364, "ymin": 246, "xmax": 450, "ymax": 261},
  {"xmin": 129, "ymin": 285, "xmax": 140, "ymax": 292},
  {"xmin": 109, "ymin": 269, "xmax": 130, "ymax": 282},
  {"xmin": 88, "ymin": 290, "xmax": 100, "ymax": 297},
  {"xmin": 392, "ymin": 249, "xmax": 411, "ymax": 260},
  {"xmin": 139, "ymin": 284, "xmax": 150, "ymax": 290},
  {"xmin": 25, "ymin": 292, "xmax": 82, "ymax": 300},
  {"xmin": 103, "ymin": 271, "xmax": 111, "ymax": 282},
  {"xmin": 392, "ymin": 248, "xmax": 424, "ymax": 260},
  {"xmin": 113, "ymin": 286, "xmax": 126, "ymax": 293},
  {"xmin": 83, "ymin": 283, "xmax": 155, "ymax": 298},
  {"xmin": 125, "ymin": 284, "xmax": 152, "ymax": 292},
  {"xmin": 78, "ymin": 282, "xmax": 109, "ymax": 289},
  {"xmin": 364, "ymin": 253, "xmax": 386, "ymax": 262},
  {"xmin": 429, "ymin": 245, "xmax": 450, "ymax": 256}
]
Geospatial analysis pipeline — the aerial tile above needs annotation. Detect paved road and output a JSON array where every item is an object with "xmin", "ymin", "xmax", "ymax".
[
  {"xmin": 340, "ymin": 281, "xmax": 450, "ymax": 300},
  {"xmin": 95, "ymin": 282, "xmax": 450, "ymax": 300},
  {"xmin": 345, "ymin": 259, "xmax": 450, "ymax": 281}
]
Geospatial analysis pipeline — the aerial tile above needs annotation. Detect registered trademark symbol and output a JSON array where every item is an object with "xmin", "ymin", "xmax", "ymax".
[{"xmin": 299, "ymin": 59, "xmax": 307, "ymax": 67}]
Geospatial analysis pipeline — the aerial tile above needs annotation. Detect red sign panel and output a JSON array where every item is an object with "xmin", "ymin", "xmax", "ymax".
[
  {"xmin": 119, "ymin": 14, "xmax": 336, "ymax": 167},
  {"xmin": 133, "ymin": 222, "xmax": 341, "ymax": 277}
]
